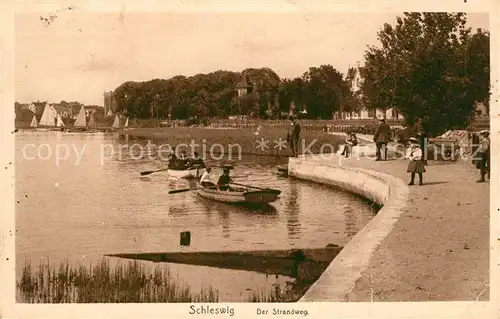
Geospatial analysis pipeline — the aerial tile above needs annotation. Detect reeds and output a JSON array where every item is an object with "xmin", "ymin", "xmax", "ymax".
[
  {"xmin": 18, "ymin": 259, "xmax": 302, "ymax": 303},
  {"xmin": 17, "ymin": 259, "xmax": 219, "ymax": 303},
  {"xmin": 248, "ymin": 281, "xmax": 303, "ymax": 303}
]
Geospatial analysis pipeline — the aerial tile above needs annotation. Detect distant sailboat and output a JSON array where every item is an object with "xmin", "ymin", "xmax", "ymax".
[
  {"xmin": 56, "ymin": 114, "xmax": 65, "ymax": 127},
  {"xmin": 73, "ymin": 106, "xmax": 87, "ymax": 127},
  {"xmin": 87, "ymin": 114, "xmax": 96, "ymax": 128},
  {"xmin": 112, "ymin": 114, "xmax": 121, "ymax": 129},
  {"xmin": 39, "ymin": 103, "xmax": 57, "ymax": 126},
  {"xmin": 124, "ymin": 117, "xmax": 129, "ymax": 129},
  {"xmin": 29, "ymin": 115, "xmax": 38, "ymax": 128}
]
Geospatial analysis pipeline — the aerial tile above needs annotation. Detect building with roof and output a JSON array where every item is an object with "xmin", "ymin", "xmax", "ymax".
[{"xmin": 335, "ymin": 63, "xmax": 404, "ymax": 121}]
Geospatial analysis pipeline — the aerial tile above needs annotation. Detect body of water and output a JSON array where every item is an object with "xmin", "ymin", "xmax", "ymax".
[{"xmin": 15, "ymin": 130, "xmax": 376, "ymax": 301}]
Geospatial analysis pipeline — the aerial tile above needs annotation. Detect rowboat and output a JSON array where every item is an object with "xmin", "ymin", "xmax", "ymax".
[
  {"xmin": 196, "ymin": 185, "xmax": 280, "ymax": 204},
  {"xmin": 168, "ymin": 167, "xmax": 205, "ymax": 179}
]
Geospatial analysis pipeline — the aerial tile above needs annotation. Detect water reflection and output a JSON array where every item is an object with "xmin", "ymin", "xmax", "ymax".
[
  {"xmin": 343, "ymin": 205, "xmax": 357, "ymax": 239},
  {"xmin": 219, "ymin": 211, "xmax": 231, "ymax": 239},
  {"xmin": 284, "ymin": 181, "xmax": 301, "ymax": 241},
  {"xmin": 16, "ymin": 131, "xmax": 377, "ymax": 302},
  {"xmin": 169, "ymin": 202, "xmax": 189, "ymax": 217}
]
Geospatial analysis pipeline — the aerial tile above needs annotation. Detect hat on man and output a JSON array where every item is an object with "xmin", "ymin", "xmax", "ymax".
[
  {"xmin": 479, "ymin": 130, "xmax": 489, "ymax": 136},
  {"xmin": 408, "ymin": 137, "xmax": 419, "ymax": 143}
]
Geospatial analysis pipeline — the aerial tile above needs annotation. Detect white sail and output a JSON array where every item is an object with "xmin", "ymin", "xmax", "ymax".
[
  {"xmin": 39, "ymin": 103, "xmax": 56, "ymax": 126},
  {"xmin": 124, "ymin": 117, "xmax": 129, "ymax": 128},
  {"xmin": 74, "ymin": 106, "xmax": 87, "ymax": 127},
  {"xmin": 29, "ymin": 115, "xmax": 38, "ymax": 128},
  {"xmin": 87, "ymin": 114, "xmax": 96, "ymax": 128},
  {"xmin": 56, "ymin": 114, "xmax": 65, "ymax": 127},
  {"xmin": 112, "ymin": 114, "xmax": 121, "ymax": 129}
]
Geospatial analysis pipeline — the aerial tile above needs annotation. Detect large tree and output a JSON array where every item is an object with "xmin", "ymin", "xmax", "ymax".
[
  {"xmin": 361, "ymin": 13, "xmax": 490, "ymax": 136},
  {"xmin": 301, "ymin": 65, "xmax": 352, "ymax": 119}
]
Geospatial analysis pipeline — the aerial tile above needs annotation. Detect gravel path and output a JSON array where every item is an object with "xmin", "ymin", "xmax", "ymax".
[{"xmin": 339, "ymin": 156, "xmax": 490, "ymax": 301}]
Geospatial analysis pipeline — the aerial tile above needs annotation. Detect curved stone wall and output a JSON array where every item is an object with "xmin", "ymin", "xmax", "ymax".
[{"xmin": 287, "ymin": 157, "xmax": 410, "ymax": 302}]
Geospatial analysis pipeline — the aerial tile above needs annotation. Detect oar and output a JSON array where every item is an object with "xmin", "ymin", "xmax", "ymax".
[
  {"xmin": 231, "ymin": 182, "xmax": 280, "ymax": 193},
  {"xmin": 169, "ymin": 187, "xmax": 199, "ymax": 194},
  {"xmin": 141, "ymin": 168, "xmax": 169, "ymax": 176},
  {"xmin": 141, "ymin": 162, "xmax": 208, "ymax": 176}
]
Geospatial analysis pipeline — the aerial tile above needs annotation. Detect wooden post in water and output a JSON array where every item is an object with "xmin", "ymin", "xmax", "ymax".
[{"xmin": 180, "ymin": 231, "xmax": 191, "ymax": 246}]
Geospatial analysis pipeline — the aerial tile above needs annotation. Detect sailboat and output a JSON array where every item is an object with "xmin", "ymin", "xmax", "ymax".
[
  {"xmin": 123, "ymin": 117, "xmax": 129, "ymax": 130},
  {"xmin": 87, "ymin": 113, "xmax": 96, "ymax": 130},
  {"xmin": 38, "ymin": 103, "xmax": 57, "ymax": 127},
  {"xmin": 74, "ymin": 106, "xmax": 87, "ymax": 128},
  {"xmin": 56, "ymin": 114, "xmax": 65, "ymax": 128},
  {"xmin": 29, "ymin": 115, "xmax": 38, "ymax": 128},
  {"xmin": 112, "ymin": 114, "xmax": 121, "ymax": 129}
]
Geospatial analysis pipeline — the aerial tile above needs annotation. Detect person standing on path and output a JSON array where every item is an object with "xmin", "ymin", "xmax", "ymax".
[
  {"xmin": 373, "ymin": 118, "xmax": 391, "ymax": 161},
  {"xmin": 415, "ymin": 117, "xmax": 428, "ymax": 165},
  {"xmin": 406, "ymin": 137, "xmax": 426, "ymax": 185},
  {"xmin": 475, "ymin": 130, "xmax": 490, "ymax": 183},
  {"xmin": 287, "ymin": 116, "xmax": 301, "ymax": 157}
]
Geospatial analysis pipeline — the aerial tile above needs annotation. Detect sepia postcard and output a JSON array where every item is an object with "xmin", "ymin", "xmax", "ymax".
[{"xmin": 1, "ymin": 0, "xmax": 499, "ymax": 318}]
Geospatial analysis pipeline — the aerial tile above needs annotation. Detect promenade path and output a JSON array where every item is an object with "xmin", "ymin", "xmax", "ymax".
[{"xmin": 307, "ymin": 135, "xmax": 490, "ymax": 301}]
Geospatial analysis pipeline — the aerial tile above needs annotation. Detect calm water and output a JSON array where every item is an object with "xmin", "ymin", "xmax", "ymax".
[{"xmin": 15, "ymin": 130, "xmax": 376, "ymax": 301}]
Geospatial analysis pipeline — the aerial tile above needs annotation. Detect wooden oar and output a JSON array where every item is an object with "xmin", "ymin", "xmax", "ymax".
[
  {"xmin": 141, "ymin": 168, "xmax": 169, "ymax": 176},
  {"xmin": 169, "ymin": 187, "xmax": 199, "ymax": 194},
  {"xmin": 231, "ymin": 182, "xmax": 280, "ymax": 193},
  {"xmin": 141, "ymin": 164, "xmax": 204, "ymax": 176}
]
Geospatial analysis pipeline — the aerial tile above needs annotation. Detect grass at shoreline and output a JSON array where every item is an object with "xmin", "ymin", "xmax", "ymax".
[
  {"xmin": 17, "ymin": 259, "xmax": 219, "ymax": 303},
  {"xmin": 119, "ymin": 127, "xmax": 345, "ymax": 157},
  {"xmin": 17, "ymin": 259, "xmax": 302, "ymax": 303}
]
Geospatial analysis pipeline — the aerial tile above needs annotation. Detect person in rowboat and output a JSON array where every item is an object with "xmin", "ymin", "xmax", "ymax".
[
  {"xmin": 178, "ymin": 150, "xmax": 188, "ymax": 169},
  {"xmin": 189, "ymin": 151, "xmax": 205, "ymax": 168},
  {"xmin": 199, "ymin": 167, "xmax": 216, "ymax": 188},
  {"xmin": 167, "ymin": 147, "xmax": 178, "ymax": 169},
  {"xmin": 217, "ymin": 166, "xmax": 233, "ymax": 191}
]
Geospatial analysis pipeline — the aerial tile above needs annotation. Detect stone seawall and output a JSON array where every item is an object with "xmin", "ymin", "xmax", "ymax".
[{"xmin": 287, "ymin": 156, "xmax": 409, "ymax": 301}]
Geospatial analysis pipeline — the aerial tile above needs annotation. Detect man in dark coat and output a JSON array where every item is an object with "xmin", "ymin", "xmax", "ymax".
[
  {"xmin": 373, "ymin": 118, "xmax": 391, "ymax": 161},
  {"xmin": 415, "ymin": 118, "xmax": 428, "ymax": 165},
  {"xmin": 475, "ymin": 130, "xmax": 490, "ymax": 183},
  {"xmin": 217, "ymin": 166, "xmax": 233, "ymax": 191},
  {"xmin": 286, "ymin": 116, "xmax": 301, "ymax": 157}
]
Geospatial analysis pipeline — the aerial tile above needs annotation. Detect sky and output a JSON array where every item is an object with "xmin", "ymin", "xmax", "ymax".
[{"xmin": 15, "ymin": 12, "xmax": 489, "ymax": 106}]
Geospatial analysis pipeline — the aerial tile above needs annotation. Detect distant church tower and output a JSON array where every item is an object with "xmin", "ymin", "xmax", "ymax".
[{"xmin": 236, "ymin": 72, "xmax": 252, "ymax": 97}]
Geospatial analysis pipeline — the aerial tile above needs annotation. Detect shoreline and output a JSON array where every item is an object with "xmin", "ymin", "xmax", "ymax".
[
  {"xmin": 289, "ymin": 153, "xmax": 489, "ymax": 301},
  {"xmin": 117, "ymin": 127, "xmax": 345, "ymax": 157}
]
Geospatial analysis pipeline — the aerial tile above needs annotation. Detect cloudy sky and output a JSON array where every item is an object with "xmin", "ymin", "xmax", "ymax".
[{"xmin": 15, "ymin": 12, "xmax": 488, "ymax": 105}]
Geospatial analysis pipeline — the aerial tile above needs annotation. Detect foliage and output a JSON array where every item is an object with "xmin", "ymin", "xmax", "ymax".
[
  {"xmin": 111, "ymin": 66, "xmax": 355, "ymax": 121},
  {"xmin": 361, "ymin": 13, "xmax": 490, "ymax": 136}
]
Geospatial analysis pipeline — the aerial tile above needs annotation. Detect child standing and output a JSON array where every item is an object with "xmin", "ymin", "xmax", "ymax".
[{"xmin": 406, "ymin": 137, "xmax": 426, "ymax": 185}]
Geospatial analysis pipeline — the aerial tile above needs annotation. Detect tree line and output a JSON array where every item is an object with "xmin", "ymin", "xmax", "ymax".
[
  {"xmin": 112, "ymin": 66, "xmax": 358, "ymax": 121},
  {"xmin": 111, "ymin": 13, "xmax": 489, "ymax": 136}
]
